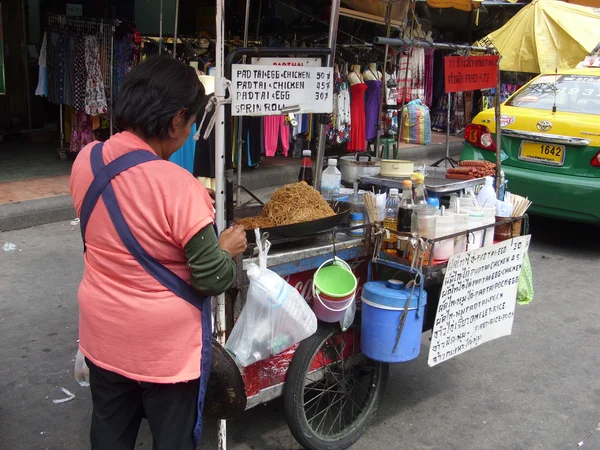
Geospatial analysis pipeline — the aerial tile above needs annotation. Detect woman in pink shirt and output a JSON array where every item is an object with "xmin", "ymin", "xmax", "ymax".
[{"xmin": 70, "ymin": 56, "xmax": 247, "ymax": 449}]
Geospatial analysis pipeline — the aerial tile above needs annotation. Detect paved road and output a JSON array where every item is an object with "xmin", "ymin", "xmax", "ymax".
[{"xmin": 1, "ymin": 216, "xmax": 599, "ymax": 450}]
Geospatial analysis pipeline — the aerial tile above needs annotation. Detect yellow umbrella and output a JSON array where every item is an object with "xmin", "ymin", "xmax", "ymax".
[{"xmin": 475, "ymin": 0, "xmax": 600, "ymax": 73}]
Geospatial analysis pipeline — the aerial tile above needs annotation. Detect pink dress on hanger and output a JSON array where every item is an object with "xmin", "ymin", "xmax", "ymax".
[{"xmin": 348, "ymin": 77, "xmax": 367, "ymax": 152}]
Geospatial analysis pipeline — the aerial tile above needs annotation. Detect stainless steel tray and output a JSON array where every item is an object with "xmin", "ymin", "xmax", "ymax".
[{"xmin": 360, "ymin": 167, "xmax": 486, "ymax": 194}]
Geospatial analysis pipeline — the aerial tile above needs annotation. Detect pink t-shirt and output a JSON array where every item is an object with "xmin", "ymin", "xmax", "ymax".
[{"xmin": 70, "ymin": 132, "xmax": 214, "ymax": 383}]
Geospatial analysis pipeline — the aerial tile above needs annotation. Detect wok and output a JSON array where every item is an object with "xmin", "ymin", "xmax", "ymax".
[{"xmin": 235, "ymin": 201, "xmax": 351, "ymax": 242}]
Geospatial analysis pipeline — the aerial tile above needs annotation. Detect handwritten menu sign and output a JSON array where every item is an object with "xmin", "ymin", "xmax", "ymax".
[
  {"xmin": 231, "ymin": 64, "xmax": 334, "ymax": 116},
  {"xmin": 428, "ymin": 235, "xmax": 531, "ymax": 367}
]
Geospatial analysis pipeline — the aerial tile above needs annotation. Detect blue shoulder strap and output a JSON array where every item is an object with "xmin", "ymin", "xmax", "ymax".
[{"xmin": 79, "ymin": 142, "xmax": 207, "ymax": 311}]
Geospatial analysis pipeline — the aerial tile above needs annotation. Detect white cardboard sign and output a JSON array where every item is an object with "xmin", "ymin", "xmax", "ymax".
[
  {"xmin": 231, "ymin": 64, "xmax": 334, "ymax": 116},
  {"xmin": 250, "ymin": 57, "xmax": 322, "ymax": 67},
  {"xmin": 428, "ymin": 235, "xmax": 531, "ymax": 367}
]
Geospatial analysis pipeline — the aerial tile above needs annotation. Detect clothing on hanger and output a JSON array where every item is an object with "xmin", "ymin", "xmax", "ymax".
[
  {"xmin": 348, "ymin": 74, "xmax": 367, "ymax": 152},
  {"xmin": 364, "ymin": 68, "xmax": 383, "ymax": 141},
  {"xmin": 264, "ymin": 116, "xmax": 290, "ymax": 157}
]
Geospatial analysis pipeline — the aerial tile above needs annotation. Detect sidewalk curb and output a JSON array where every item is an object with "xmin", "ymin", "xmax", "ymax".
[{"xmin": 0, "ymin": 195, "xmax": 75, "ymax": 232}]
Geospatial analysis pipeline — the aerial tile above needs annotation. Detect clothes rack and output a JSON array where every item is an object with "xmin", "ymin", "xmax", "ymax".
[{"xmin": 48, "ymin": 14, "xmax": 119, "ymax": 148}]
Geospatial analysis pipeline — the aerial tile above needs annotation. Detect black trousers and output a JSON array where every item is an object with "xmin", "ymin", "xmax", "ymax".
[{"xmin": 86, "ymin": 358, "xmax": 199, "ymax": 450}]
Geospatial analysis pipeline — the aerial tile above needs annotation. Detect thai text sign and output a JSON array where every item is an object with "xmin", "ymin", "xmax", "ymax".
[
  {"xmin": 428, "ymin": 235, "xmax": 531, "ymax": 367},
  {"xmin": 444, "ymin": 56, "xmax": 500, "ymax": 93},
  {"xmin": 231, "ymin": 64, "xmax": 333, "ymax": 116}
]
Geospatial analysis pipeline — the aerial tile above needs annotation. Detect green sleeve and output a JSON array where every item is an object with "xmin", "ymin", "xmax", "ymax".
[{"xmin": 184, "ymin": 225, "xmax": 236, "ymax": 296}]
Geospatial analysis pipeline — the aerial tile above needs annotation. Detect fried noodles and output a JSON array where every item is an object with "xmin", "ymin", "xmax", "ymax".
[{"xmin": 237, "ymin": 182, "xmax": 335, "ymax": 230}]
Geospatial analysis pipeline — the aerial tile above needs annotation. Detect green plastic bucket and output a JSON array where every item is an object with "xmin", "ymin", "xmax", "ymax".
[{"xmin": 313, "ymin": 259, "xmax": 357, "ymax": 299}]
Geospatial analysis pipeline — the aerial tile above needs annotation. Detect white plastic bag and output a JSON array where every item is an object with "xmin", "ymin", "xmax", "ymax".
[
  {"xmin": 74, "ymin": 349, "xmax": 90, "ymax": 387},
  {"xmin": 225, "ymin": 230, "xmax": 318, "ymax": 367}
]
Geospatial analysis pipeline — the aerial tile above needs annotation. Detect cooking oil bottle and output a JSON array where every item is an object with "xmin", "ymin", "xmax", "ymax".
[{"xmin": 383, "ymin": 188, "xmax": 399, "ymax": 255}]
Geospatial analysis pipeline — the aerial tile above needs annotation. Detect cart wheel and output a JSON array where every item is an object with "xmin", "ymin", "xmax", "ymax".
[
  {"xmin": 57, "ymin": 150, "xmax": 68, "ymax": 161},
  {"xmin": 284, "ymin": 324, "xmax": 388, "ymax": 450}
]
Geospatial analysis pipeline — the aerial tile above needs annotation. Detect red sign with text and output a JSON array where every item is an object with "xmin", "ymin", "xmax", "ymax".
[{"xmin": 444, "ymin": 56, "xmax": 500, "ymax": 93}]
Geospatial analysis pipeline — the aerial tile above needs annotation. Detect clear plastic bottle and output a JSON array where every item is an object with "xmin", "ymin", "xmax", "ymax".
[
  {"xmin": 383, "ymin": 188, "xmax": 400, "ymax": 255},
  {"xmin": 397, "ymin": 180, "xmax": 414, "ymax": 255},
  {"xmin": 320, "ymin": 158, "xmax": 341, "ymax": 200},
  {"xmin": 414, "ymin": 178, "xmax": 428, "ymax": 205}
]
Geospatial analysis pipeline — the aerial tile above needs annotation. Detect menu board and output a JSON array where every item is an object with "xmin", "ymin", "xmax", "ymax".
[
  {"xmin": 428, "ymin": 235, "xmax": 531, "ymax": 367},
  {"xmin": 231, "ymin": 64, "xmax": 334, "ymax": 116}
]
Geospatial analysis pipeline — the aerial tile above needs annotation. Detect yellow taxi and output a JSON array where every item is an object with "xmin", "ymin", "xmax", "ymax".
[{"xmin": 460, "ymin": 63, "xmax": 600, "ymax": 224}]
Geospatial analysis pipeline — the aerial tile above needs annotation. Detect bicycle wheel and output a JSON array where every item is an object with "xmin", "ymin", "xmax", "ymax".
[{"xmin": 284, "ymin": 324, "xmax": 389, "ymax": 450}]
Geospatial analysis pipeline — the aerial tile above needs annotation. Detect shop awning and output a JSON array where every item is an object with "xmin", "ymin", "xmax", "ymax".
[
  {"xmin": 341, "ymin": 0, "xmax": 411, "ymax": 25},
  {"xmin": 474, "ymin": 0, "xmax": 600, "ymax": 73}
]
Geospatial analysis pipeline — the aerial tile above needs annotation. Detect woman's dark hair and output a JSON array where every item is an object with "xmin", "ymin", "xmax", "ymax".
[{"xmin": 114, "ymin": 56, "xmax": 205, "ymax": 139}]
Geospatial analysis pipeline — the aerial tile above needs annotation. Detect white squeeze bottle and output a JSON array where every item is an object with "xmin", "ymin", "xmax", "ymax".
[
  {"xmin": 321, "ymin": 158, "xmax": 341, "ymax": 200},
  {"xmin": 477, "ymin": 176, "xmax": 497, "ymax": 208}
]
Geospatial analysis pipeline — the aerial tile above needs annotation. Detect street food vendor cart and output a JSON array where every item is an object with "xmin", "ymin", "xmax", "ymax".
[{"xmin": 203, "ymin": 2, "xmax": 531, "ymax": 450}]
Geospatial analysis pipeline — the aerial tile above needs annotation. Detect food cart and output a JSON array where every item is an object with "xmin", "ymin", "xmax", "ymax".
[{"xmin": 204, "ymin": 2, "xmax": 531, "ymax": 450}]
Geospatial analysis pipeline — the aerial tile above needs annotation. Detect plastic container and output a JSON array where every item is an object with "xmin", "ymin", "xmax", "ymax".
[
  {"xmin": 312, "ymin": 258, "xmax": 357, "ymax": 323},
  {"xmin": 412, "ymin": 205, "xmax": 436, "ymax": 238},
  {"xmin": 454, "ymin": 211, "xmax": 470, "ymax": 254},
  {"xmin": 321, "ymin": 158, "xmax": 341, "ymax": 200},
  {"xmin": 481, "ymin": 205, "xmax": 497, "ymax": 247},
  {"xmin": 349, "ymin": 212, "xmax": 364, "ymax": 236},
  {"xmin": 467, "ymin": 211, "xmax": 484, "ymax": 249},
  {"xmin": 477, "ymin": 176, "xmax": 497, "ymax": 208},
  {"xmin": 382, "ymin": 188, "xmax": 400, "ymax": 254},
  {"xmin": 361, "ymin": 280, "xmax": 427, "ymax": 363},
  {"xmin": 433, "ymin": 209, "xmax": 455, "ymax": 261}
]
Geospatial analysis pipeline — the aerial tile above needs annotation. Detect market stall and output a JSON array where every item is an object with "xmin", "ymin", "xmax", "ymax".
[{"xmin": 201, "ymin": 2, "xmax": 533, "ymax": 450}]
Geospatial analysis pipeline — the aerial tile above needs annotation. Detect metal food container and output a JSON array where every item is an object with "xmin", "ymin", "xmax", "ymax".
[{"xmin": 340, "ymin": 154, "xmax": 381, "ymax": 183}]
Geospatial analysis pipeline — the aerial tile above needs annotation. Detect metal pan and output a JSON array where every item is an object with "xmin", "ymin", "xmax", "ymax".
[{"xmin": 235, "ymin": 201, "xmax": 351, "ymax": 243}]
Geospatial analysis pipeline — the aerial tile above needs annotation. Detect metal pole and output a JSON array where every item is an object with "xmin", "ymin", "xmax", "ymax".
[
  {"xmin": 173, "ymin": 0, "xmax": 180, "ymax": 57},
  {"xmin": 59, "ymin": 105, "xmax": 64, "ymax": 149},
  {"xmin": 374, "ymin": 36, "xmax": 489, "ymax": 53},
  {"xmin": 445, "ymin": 92, "xmax": 451, "ymax": 168},
  {"xmin": 158, "ymin": 0, "xmax": 163, "ymax": 55},
  {"xmin": 396, "ymin": 1, "xmax": 416, "ymax": 151},
  {"xmin": 110, "ymin": 24, "xmax": 115, "ymax": 136},
  {"xmin": 237, "ymin": 0, "xmax": 251, "ymax": 206},
  {"xmin": 314, "ymin": 0, "xmax": 341, "ymax": 191},
  {"xmin": 256, "ymin": 0, "xmax": 262, "ymax": 40},
  {"xmin": 215, "ymin": 0, "xmax": 227, "ymax": 447},
  {"xmin": 21, "ymin": 0, "xmax": 32, "ymax": 130},
  {"xmin": 495, "ymin": 60, "xmax": 502, "ymax": 198},
  {"xmin": 375, "ymin": 1, "xmax": 393, "ymax": 158}
]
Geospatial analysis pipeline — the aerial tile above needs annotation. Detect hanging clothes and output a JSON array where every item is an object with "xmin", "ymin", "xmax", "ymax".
[
  {"xmin": 70, "ymin": 110, "xmax": 94, "ymax": 153},
  {"xmin": 264, "ymin": 116, "xmax": 290, "ymax": 157},
  {"xmin": 364, "ymin": 70, "xmax": 383, "ymax": 141},
  {"xmin": 424, "ymin": 49, "xmax": 435, "ymax": 108},
  {"xmin": 411, "ymin": 48, "xmax": 425, "ymax": 102},
  {"xmin": 397, "ymin": 50, "xmax": 412, "ymax": 105},
  {"xmin": 84, "ymin": 35, "xmax": 108, "ymax": 116},
  {"xmin": 348, "ymin": 79, "xmax": 367, "ymax": 152},
  {"xmin": 327, "ymin": 67, "xmax": 351, "ymax": 145},
  {"xmin": 170, "ymin": 123, "xmax": 197, "ymax": 174},
  {"xmin": 35, "ymin": 32, "xmax": 48, "ymax": 97}
]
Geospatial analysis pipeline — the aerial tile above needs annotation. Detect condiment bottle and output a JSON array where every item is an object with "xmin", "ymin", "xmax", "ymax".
[
  {"xmin": 414, "ymin": 178, "xmax": 428, "ymax": 205},
  {"xmin": 298, "ymin": 150, "xmax": 313, "ymax": 186},
  {"xmin": 397, "ymin": 180, "xmax": 414, "ymax": 256},
  {"xmin": 382, "ymin": 188, "xmax": 400, "ymax": 255}
]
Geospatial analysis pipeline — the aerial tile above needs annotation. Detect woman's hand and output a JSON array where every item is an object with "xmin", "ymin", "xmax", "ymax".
[{"xmin": 219, "ymin": 225, "xmax": 247, "ymax": 257}]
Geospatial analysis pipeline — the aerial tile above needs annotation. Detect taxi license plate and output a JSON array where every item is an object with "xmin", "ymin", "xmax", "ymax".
[{"xmin": 518, "ymin": 141, "xmax": 565, "ymax": 166}]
